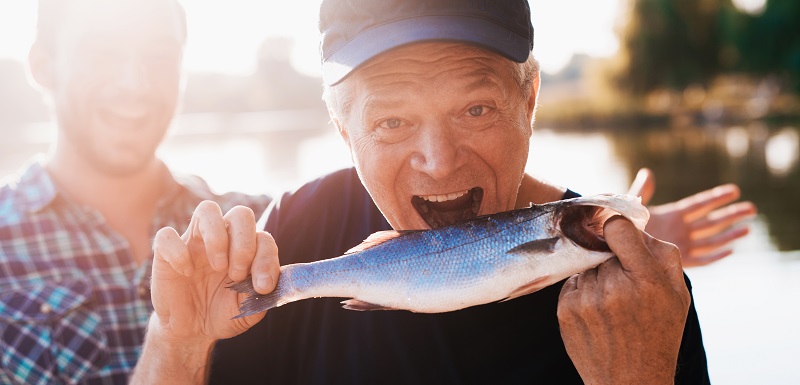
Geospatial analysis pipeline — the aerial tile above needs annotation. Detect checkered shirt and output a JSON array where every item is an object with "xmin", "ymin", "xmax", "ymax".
[{"xmin": 0, "ymin": 160, "xmax": 271, "ymax": 385}]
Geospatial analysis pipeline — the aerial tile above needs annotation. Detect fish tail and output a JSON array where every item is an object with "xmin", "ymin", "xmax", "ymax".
[{"xmin": 228, "ymin": 276, "xmax": 291, "ymax": 319}]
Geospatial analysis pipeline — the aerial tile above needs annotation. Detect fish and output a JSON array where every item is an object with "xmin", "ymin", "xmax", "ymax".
[{"xmin": 228, "ymin": 193, "xmax": 649, "ymax": 319}]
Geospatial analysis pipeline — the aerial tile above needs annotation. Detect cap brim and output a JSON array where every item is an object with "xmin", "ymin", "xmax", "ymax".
[{"xmin": 322, "ymin": 15, "xmax": 531, "ymax": 85}]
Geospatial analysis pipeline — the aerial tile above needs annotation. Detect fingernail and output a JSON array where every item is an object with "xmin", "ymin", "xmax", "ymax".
[{"xmin": 257, "ymin": 276, "xmax": 271, "ymax": 291}]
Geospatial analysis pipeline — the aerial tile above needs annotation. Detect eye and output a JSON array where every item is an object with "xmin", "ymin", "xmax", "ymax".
[
  {"xmin": 379, "ymin": 118, "xmax": 404, "ymax": 129},
  {"xmin": 468, "ymin": 105, "xmax": 485, "ymax": 117}
]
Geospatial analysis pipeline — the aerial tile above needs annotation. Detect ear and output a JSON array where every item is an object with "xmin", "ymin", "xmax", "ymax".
[
  {"xmin": 27, "ymin": 42, "xmax": 56, "ymax": 92},
  {"xmin": 525, "ymin": 69, "xmax": 541, "ymax": 128},
  {"xmin": 330, "ymin": 113, "xmax": 352, "ymax": 150}
]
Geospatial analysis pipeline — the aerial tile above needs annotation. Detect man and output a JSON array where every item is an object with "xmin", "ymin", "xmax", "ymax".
[
  {"xmin": 0, "ymin": 1, "xmax": 270, "ymax": 383},
  {"xmin": 137, "ymin": 1, "xmax": 756, "ymax": 384}
]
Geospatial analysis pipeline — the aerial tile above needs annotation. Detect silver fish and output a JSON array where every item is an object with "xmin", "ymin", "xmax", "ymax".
[{"xmin": 229, "ymin": 194, "xmax": 649, "ymax": 319}]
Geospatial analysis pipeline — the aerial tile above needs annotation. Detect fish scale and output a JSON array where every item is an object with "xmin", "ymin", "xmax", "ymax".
[{"xmin": 229, "ymin": 193, "xmax": 649, "ymax": 318}]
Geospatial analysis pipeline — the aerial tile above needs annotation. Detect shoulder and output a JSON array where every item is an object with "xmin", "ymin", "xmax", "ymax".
[
  {"xmin": 0, "ymin": 164, "xmax": 50, "ymax": 228},
  {"xmin": 263, "ymin": 168, "xmax": 385, "ymax": 263},
  {"xmin": 0, "ymin": 179, "xmax": 23, "ymax": 227},
  {"xmin": 516, "ymin": 174, "xmax": 570, "ymax": 207},
  {"xmin": 269, "ymin": 168, "xmax": 366, "ymax": 217},
  {"xmin": 676, "ymin": 273, "xmax": 711, "ymax": 384},
  {"xmin": 172, "ymin": 173, "xmax": 273, "ymax": 216}
]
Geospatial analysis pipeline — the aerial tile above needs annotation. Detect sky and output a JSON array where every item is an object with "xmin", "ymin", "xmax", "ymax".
[
  {"xmin": 0, "ymin": 0, "xmax": 624, "ymax": 76},
  {"xmin": 0, "ymin": 0, "xmax": 765, "ymax": 76}
]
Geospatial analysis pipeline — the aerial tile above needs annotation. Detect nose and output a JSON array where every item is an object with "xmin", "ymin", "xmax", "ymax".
[
  {"xmin": 409, "ymin": 123, "xmax": 468, "ymax": 180},
  {"xmin": 113, "ymin": 56, "xmax": 152, "ymax": 97}
]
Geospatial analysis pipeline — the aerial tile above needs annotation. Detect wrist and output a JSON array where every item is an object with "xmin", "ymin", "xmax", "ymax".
[
  {"xmin": 148, "ymin": 312, "xmax": 217, "ymax": 347},
  {"xmin": 130, "ymin": 314, "xmax": 217, "ymax": 385}
]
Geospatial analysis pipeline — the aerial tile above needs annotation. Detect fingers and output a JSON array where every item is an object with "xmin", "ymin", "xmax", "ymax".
[
  {"xmin": 575, "ymin": 267, "xmax": 598, "ymax": 291},
  {"xmin": 603, "ymin": 216, "xmax": 656, "ymax": 275},
  {"xmin": 683, "ymin": 249, "xmax": 733, "ymax": 268},
  {"xmin": 689, "ymin": 226, "xmax": 750, "ymax": 257},
  {"xmin": 677, "ymin": 184, "xmax": 741, "ymax": 222},
  {"xmin": 627, "ymin": 168, "xmax": 655, "ymax": 205},
  {"xmin": 251, "ymin": 231, "xmax": 280, "ymax": 294},
  {"xmin": 185, "ymin": 200, "xmax": 229, "ymax": 272},
  {"xmin": 153, "ymin": 226, "xmax": 194, "ymax": 277},
  {"xmin": 224, "ymin": 206, "xmax": 257, "ymax": 282},
  {"xmin": 690, "ymin": 201, "xmax": 757, "ymax": 238}
]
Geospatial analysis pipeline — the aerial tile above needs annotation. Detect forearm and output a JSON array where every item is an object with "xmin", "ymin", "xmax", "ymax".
[{"xmin": 130, "ymin": 314, "xmax": 217, "ymax": 385}]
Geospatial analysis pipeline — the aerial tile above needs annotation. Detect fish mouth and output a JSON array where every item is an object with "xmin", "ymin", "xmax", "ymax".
[
  {"xmin": 411, "ymin": 187, "xmax": 483, "ymax": 228},
  {"xmin": 558, "ymin": 205, "xmax": 615, "ymax": 252}
]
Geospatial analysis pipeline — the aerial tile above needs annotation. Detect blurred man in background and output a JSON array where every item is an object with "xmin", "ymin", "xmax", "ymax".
[
  {"xmin": 140, "ymin": 0, "xmax": 753, "ymax": 384},
  {"xmin": 0, "ymin": 0, "xmax": 270, "ymax": 383}
]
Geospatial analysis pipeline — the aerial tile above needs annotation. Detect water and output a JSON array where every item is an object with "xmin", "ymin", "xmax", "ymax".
[{"xmin": 1, "ymin": 114, "xmax": 798, "ymax": 384}]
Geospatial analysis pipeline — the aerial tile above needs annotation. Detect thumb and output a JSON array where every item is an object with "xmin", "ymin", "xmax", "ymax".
[
  {"xmin": 603, "ymin": 215, "xmax": 656, "ymax": 275},
  {"xmin": 627, "ymin": 168, "xmax": 655, "ymax": 205}
]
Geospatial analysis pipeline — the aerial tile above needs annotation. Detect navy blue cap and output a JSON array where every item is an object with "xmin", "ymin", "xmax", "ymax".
[{"xmin": 319, "ymin": 0, "xmax": 534, "ymax": 85}]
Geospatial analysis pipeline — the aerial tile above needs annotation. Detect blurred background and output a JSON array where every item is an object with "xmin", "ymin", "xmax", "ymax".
[{"xmin": 0, "ymin": 0, "xmax": 798, "ymax": 382}]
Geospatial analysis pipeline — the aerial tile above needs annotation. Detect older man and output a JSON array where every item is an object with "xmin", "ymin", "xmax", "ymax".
[{"xmin": 137, "ymin": 0, "xmax": 755, "ymax": 383}]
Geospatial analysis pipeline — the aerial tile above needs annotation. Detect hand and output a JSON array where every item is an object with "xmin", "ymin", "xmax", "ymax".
[
  {"xmin": 557, "ymin": 217, "xmax": 690, "ymax": 385},
  {"xmin": 627, "ymin": 168, "xmax": 757, "ymax": 267},
  {"xmin": 150, "ymin": 201, "xmax": 279, "ymax": 343}
]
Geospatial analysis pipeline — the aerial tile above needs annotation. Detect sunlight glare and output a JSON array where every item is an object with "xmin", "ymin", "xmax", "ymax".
[
  {"xmin": 765, "ymin": 128, "xmax": 800, "ymax": 177},
  {"xmin": 180, "ymin": 0, "xmax": 322, "ymax": 75},
  {"xmin": 0, "ymin": 0, "xmax": 623, "ymax": 77},
  {"xmin": 725, "ymin": 127, "xmax": 750, "ymax": 158},
  {"xmin": 0, "ymin": 3, "xmax": 37, "ymax": 60},
  {"xmin": 530, "ymin": 0, "xmax": 622, "ymax": 74},
  {"xmin": 731, "ymin": 0, "xmax": 767, "ymax": 15}
]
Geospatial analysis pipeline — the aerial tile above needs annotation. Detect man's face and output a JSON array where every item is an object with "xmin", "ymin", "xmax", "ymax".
[
  {"xmin": 43, "ymin": 0, "xmax": 184, "ymax": 176},
  {"xmin": 336, "ymin": 42, "xmax": 535, "ymax": 230}
]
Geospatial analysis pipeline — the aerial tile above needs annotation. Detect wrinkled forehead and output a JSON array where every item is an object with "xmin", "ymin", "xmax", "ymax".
[{"xmin": 55, "ymin": 0, "xmax": 185, "ymax": 49}]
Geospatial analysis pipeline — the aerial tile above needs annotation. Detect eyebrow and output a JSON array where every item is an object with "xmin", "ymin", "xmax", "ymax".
[
  {"xmin": 360, "ymin": 94, "xmax": 407, "ymax": 118},
  {"xmin": 463, "ymin": 71, "xmax": 505, "ymax": 93}
]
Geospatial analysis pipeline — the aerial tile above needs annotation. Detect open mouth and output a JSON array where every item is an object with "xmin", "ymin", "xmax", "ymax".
[{"xmin": 411, "ymin": 187, "xmax": 483, "ymax": 228}]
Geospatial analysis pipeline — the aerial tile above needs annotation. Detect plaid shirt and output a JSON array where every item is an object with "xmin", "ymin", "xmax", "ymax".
[{"xmin": 0, "ymin": 160, "xmax": 271, "ymax": 385}]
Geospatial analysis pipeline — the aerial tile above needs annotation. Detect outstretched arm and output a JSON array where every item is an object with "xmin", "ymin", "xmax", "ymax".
[
  {"xmin": 130, "ymin": 202, "xmax": 279, "ymax": 384},
  {"xmin": 627, "ymin": 168, "xmax": 757, "ymax": 267}
]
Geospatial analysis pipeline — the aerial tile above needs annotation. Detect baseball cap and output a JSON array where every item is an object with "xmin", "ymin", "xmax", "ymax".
[{"xmin": 319, "ymin": 0, "xmax": 534, "ymax": 85}]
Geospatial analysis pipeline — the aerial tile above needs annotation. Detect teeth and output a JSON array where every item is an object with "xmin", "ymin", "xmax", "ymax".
[{"xmin": 420, "ymin": 189, "xmax": 469, "ymax": 203}]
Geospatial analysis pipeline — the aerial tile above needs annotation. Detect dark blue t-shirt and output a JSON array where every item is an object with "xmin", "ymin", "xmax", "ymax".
[{"xmin": 210, "ymin": 167, "xmax": 709, "ymax": 384}]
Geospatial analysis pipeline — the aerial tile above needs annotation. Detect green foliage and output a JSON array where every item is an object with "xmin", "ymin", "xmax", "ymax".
[
  {"xmin": 734, "ymin": 0, "xmax": 800, "ymax": 92},
  {"xmin": 616, "ymin": 0, "xmax": 800, "ymax": 94}
]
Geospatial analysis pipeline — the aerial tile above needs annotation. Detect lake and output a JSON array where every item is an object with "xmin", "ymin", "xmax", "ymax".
[{"xmin": 1, "ymin": 113, "xmax": 798, "ymax": 384}]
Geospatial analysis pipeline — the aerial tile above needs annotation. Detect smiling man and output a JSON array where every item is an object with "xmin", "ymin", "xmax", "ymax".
[
  {"xmin": 0, "ymin": 1, "xmax": 270, "ymax": 383},
  {"xmin": 139, "ymin": 0, "xmax": 754, "ymax": 384}
]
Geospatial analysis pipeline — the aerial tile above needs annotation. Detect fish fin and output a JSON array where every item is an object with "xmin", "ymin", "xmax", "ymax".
[
  {"xmin": 227, "ymin": 278, "xmax": 287, "ymax": 319},
  {"xmin": 506, "ymin": 237, "xmax": 559, "ymax": 255},
  {"xmin": 344, "ymin": 230, "xmax": 419, "ymax": 254},
  {"xmin": 500, "ymin": 276, "xmax": 550, "ymax": 302},
  {"xmin": 341, "ymin": 299, "xmax": 398, "ymax": 311},
  {"xmin": 227, "ymin": 276, "xmax": 258, "ymax": 295}
]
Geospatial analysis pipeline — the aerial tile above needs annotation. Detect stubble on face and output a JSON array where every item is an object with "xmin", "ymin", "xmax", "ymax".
[{"xmin": 335, "ymin": 43, "xmax": 534, "ymax": 230}]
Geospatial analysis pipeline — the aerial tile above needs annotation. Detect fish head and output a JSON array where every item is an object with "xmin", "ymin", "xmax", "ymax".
[
  {"xmin": 510, "ymin": 194, "xmax": 650, "ymax": 284},
  {"xmin": 554, "ymin": 193, "xmax": 649, "ymax": 252}
]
